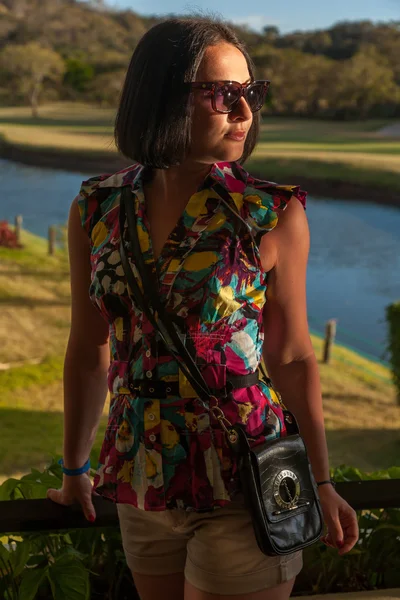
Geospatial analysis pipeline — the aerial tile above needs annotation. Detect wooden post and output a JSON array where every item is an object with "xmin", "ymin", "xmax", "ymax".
[
  {"xmin": 323, "ymin": 319, "xmax": 337, "ymax": 364},
  {"xmin": 48, "ymin": 225, "xmax": 56, "ymax": 255},
  {"xmin": 15, "ymin": 215, "xmax": 22, "ymax": 244}
]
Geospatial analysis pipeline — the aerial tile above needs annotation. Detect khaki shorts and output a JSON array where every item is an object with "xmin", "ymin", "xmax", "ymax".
[{"xmin": 117, "ymin": 495, "xmax": 303, "ymax": 596}]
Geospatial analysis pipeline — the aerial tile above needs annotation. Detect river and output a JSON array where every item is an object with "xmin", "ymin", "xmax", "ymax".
[{"xmin": 1, "ymin": 158, "xmax": 399, "ymax": 363}]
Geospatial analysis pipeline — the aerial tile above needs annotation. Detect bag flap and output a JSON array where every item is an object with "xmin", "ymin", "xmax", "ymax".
[{"xmin": 250, "ymin": 435, "xmax": 318, "ymax": 523}]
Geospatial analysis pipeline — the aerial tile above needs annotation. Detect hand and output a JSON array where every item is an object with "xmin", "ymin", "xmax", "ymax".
[
  {"xmin": 318, "ymin": 484, "xmax": 359, "ymax": 555},
  {"xmin": 47, "ymin": 472, "xmax": 98, "ymax": 523}
]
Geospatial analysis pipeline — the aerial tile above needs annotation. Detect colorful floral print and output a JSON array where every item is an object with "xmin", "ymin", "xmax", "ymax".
[{"xmin": 77, "ymin": 160, "xmax": 306, "ymax": 511}]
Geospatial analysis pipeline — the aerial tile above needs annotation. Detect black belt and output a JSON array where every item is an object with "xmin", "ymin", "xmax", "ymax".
[{"xmin": 129, "ymin": 370, "xmax": 261, "ymax": 399}]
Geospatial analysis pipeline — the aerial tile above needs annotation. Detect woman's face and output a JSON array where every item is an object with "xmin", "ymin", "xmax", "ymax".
[{"xmin": 189, "ymin": 42, "xmax": 254, "ymax": 165}]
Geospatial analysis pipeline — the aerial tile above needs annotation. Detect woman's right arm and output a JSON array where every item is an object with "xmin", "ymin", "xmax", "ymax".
[{"xmin": 47, "ymin": 196, "xmax": 110, "ymax": 522}]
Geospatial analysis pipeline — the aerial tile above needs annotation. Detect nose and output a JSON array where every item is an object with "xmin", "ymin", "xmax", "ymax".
[{"xmin": 229, "ymin": 96, "xmax": 253, "ymax": 123}]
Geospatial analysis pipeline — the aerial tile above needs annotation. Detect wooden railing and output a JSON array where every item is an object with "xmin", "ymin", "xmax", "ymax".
[{"xmin": 0, "ymin": 480, "xmax": 399, "ymax": 534}]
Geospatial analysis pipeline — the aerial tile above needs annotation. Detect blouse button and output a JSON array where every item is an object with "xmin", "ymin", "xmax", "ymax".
[
  {"xmin": 148, "ymin": 413, "xmax": 155, "ymax": 421},
  {"xmin": 149, "ymin": 434, "xmax": 156, "ymax": 442},
  {"xmin": 146, "ymin": 370, "xmax": 152, "ymax": 378},
  {"xmin": 145, "ymin": 350, "xmax": 151, "ymax": 358},
  {"xmin": 166, "ymin": 387, "xmax": 172, "ymax": 393}
]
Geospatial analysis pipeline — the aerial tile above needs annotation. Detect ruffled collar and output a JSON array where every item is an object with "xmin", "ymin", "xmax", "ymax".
[{"xmin": 80, "ymin": 160, "xmax": 306, "ymax": 212}]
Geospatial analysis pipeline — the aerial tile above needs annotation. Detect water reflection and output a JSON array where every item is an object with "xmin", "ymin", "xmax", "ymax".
[
  {"xmin": 0, "ymin": 159, "xmax": 89, "ymax": 237},
  {"xmin": 306, "ymin": 197, "xmax": 400, "ymax": 360}
]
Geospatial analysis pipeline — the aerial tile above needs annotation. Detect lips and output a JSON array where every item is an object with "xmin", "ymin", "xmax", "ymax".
[{"xmin": 225, "ymin": 130, "xmax": 246, "ymax": 141}]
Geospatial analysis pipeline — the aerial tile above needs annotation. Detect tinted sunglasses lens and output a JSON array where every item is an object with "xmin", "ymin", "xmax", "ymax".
[
  {"xmin": 215, "ymin": 83, "xmax": 241, "ymax": 112},
  {"xmin": 246, "ymin": 83, "xmax": 267, "ymax": 112}
]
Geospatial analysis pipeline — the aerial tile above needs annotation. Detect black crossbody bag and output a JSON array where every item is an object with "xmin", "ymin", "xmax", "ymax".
[{"xmin": 118, "ymin": 186, "xmax": 323, "ymax": 557}]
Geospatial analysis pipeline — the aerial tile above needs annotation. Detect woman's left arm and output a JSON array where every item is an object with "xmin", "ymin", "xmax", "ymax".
[{"xmin": 260, "ymin": 196, "xmax": 359, "ymax": 556}]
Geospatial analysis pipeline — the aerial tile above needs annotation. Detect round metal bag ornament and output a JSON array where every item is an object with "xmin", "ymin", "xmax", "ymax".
[{"xmin": 273, "ymin": 470, "xmax": 301, "ymax": 509}]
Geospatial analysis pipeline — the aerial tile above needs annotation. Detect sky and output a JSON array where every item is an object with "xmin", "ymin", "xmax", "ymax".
[{"xmin": 107, "ymin": 0, "xmax": 399, "ymax": 33}]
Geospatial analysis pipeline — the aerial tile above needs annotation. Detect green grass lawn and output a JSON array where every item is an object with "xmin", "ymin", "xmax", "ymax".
[
  {"xmin": 0, "ymin": 232, "xmax": 399, "ymax": 482},
  {"xmin": 0, "ymin": 103, "xmax": 399, "ymax": 194},
  {"xmin": 247, "ymin": 156, "xmax": 400, "ymax": 193},
  {"xmin": 257, "ymin": 117, "xmax": 398, "ymax": 143},
  {"xmin": 0, "ymin": 366, "xmax": 108, "ymax": 481}
]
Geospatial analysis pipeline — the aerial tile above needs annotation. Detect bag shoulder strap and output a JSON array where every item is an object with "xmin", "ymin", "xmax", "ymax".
[{"xmin": 119, "ymin": 186, "xmax": 212, "ymax": 406}]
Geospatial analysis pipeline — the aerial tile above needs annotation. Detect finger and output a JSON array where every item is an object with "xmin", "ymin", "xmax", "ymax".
[
  {"xmin": 47, "ymin": 488, "xmax": 64, "ymax": 505},
  {"xmin": 325, "ymin": 531, "xmax": 339, "ymax": 548},
  {"xmin": 80, "ymin": 492, "xmax": 97, "ymax": 522},
  {"xmin": 337, "ymin": 509, "xmax": 359, "ymax": 554},
  {"xmin": 327, "ymin": 516, "xmax": 344, "ymax": 549},
  {"xmin": 321, "ymin": 534, "xmax": 335, "ymax": 548},
  {"xmin": 339, "ymin": 525, "xmax": 359, "ymax": 554}
]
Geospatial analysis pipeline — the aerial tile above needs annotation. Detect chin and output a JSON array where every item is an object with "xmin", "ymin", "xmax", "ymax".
[
  {"xmin": 213, "ymin": 147, "xmax": 244, "ymax": 164},
  {"xmin": 195, "ymin": 142, "xmax": 245, "ymax": 165}
]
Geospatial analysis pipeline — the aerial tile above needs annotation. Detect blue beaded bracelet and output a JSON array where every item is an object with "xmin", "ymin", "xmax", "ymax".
[{"xmin": 58, "ymin": 458, "xmax": 91, "ymax": 476}]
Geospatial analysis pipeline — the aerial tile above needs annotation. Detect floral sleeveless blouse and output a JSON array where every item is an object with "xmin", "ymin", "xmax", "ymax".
[{"xmin": 77, "ymin": 160, "xmax": 306, "ymax": 512}]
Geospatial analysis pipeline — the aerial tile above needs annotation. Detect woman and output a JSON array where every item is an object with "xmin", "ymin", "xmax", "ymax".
[{"xmin": 47, "ymin": 17, "xmax": 359, "ymax": 600}]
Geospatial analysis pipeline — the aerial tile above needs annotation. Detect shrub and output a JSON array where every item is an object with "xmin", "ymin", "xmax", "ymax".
[
  {"xmin": 294, "ymin": 464, "xmax": 400, "ymax": 594},
  {"xmin": 0, "ymin": 221, "xmax": 22, "ymax": 249},
  {"xmin": 386, "ymin": 301, "xmax": 400, "ymax": 405},
  {"xmin": 0, "ymin": 460, "xmax": 137, "ymax": 600},
  {"xmin": 0, "ymin": 460, "xmax": 399, "ymax": 598}
]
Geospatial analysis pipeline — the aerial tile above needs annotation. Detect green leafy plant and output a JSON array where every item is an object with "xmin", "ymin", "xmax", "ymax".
[
  {"xmin": 386, "ymin": 301, "xmax": 400, "ymax": 405},
  {"xmin": 0, "ymin": 460, "xmax": 399, "ymax": 598},
  {"xmin": 0, "ymin": 460, "xmax": 135, "ymax": 600},
  {"xmin": 294, "ymin": 464, "xmax": 400, "ymax": 595}
]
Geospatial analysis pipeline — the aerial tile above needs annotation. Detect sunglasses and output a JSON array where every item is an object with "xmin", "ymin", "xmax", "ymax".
[{"xmin": 191, "ymin": 80, "xmax": 270, "ymax": 114}]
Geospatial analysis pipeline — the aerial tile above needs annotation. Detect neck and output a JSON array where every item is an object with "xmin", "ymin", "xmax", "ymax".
[{"xmin": 149, "ymin": 160, "xmax": 215, "ymax": 201}]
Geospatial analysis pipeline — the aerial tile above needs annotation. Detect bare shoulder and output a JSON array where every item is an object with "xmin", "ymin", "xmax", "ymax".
[
  {"xmin": 68, "ymin": 194, "xmax": 91, "ymax": 248},
  {"xmin": 259, "ymin": 196, "xmax": 309, "ymax": 272},
  {"xmin": 68, "ymin": 195, "xmax": 109, "ymax": 347},
  {"xmin": 276, "ymin": 195, "xmax": 308, "ymax": 234}
]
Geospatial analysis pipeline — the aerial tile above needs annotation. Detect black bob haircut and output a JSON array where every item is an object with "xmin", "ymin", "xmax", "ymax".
[{"xmin": 114, "ymin": 17, "xmax": 260, "ymax": 169}]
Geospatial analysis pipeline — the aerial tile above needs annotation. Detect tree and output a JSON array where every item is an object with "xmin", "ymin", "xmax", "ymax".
[
  {"xmin": 0, "ymin": 42, "xmax": 65, "ymax": 116},
  {"xmin": 263, "ymin": 26, "xmax": 280, "ymax": 44},
  {"xmin": 253, "ymin": 45, "xmax": 333, "ymax": 116},
  {"xmin": 88, "ymin": 69, "xmax": 126, "ymax": 107},
  {"xmin": 303, "ymin": 31, "xmax": 332, "ymax": 55},
  {"xmin": 88, "ymin": 0, "xmax": 107, "ymax": 8},
  {"xmin": 320, "ymin": 45, "xmax": 400, "ymax": 119},
  {"xmin": 64, "ymin": 57, "xmax": 94, "ymax": 92}
]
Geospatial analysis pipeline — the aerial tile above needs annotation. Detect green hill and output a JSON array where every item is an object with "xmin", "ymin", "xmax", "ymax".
[{"xmin": 0, "ymin": 1, "xmax": 399, "ymax": 119}]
